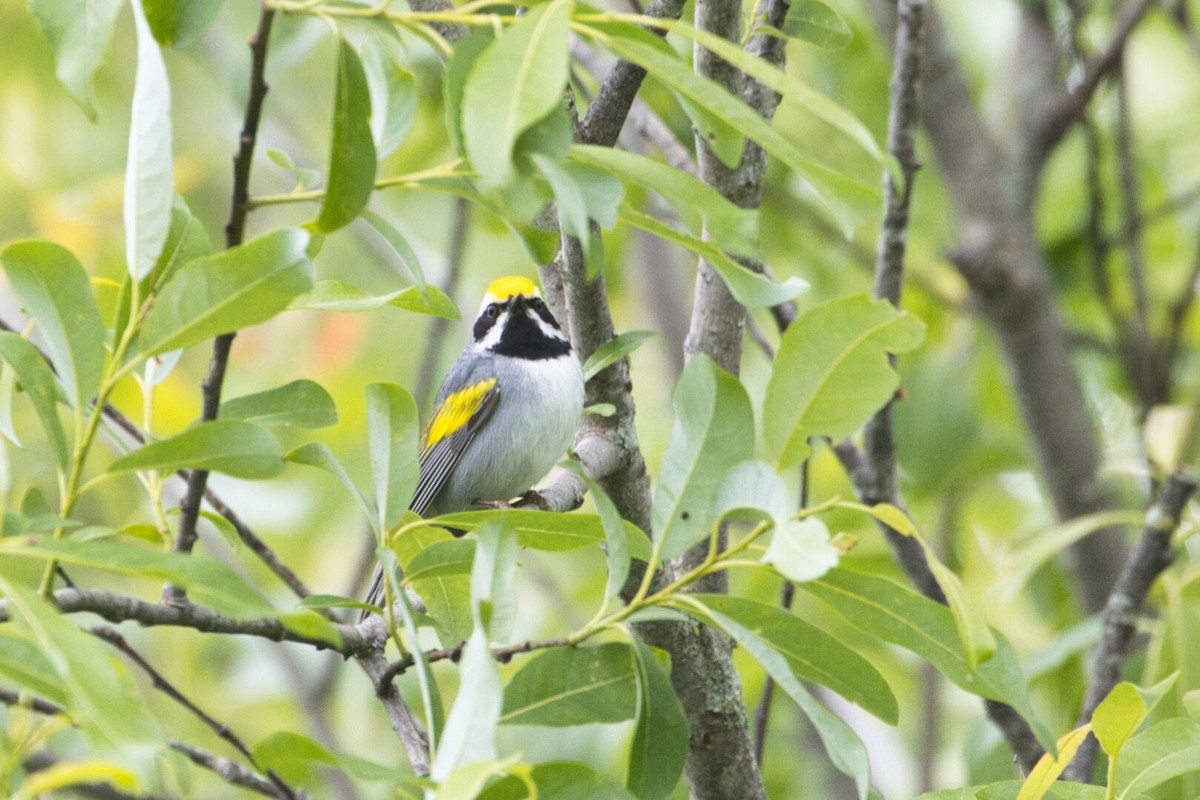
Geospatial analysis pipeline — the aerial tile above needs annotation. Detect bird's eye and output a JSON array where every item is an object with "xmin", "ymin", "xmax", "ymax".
[
  {"xmin": 529, "ymin": 297, "xmax": 545, "ymax": 312},
  {"xmin": 485, "ymin": 303, "xmax": 500, "ymax": 319}
]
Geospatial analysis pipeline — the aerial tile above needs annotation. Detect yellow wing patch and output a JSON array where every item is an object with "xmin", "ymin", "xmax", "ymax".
[
  {"xmin": 486, "ymin": 275, "xmax": 538, "ymax": 301},
  {"xmin": 424, "ymin": 378, "xmax": 498, "ymax": 449}
]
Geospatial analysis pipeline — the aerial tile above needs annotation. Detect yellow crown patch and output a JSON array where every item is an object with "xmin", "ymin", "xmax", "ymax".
[{"xmin": 486, "ymin": 275, "xmax": 539, "ymax": 301}]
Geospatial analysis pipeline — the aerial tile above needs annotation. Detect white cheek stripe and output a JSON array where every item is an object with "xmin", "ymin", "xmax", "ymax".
[
  {"xmin": 477, "ymin": 309, "xmax": 510, "ymax": 349},
  {"xmin": 527, "ymin": 307, "xmax": 568, "ymax": 342}
]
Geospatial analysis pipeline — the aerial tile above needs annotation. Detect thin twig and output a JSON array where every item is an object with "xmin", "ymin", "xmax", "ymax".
[
  {"xmin": 1065, "ymin": 470, "xmax": 1198, "ymax": 781},
  {"xmin": 168, "ymin": 2, "xmax": 278, "ymax": 603},
  {"xmin": 1041, "ymin": 0, "xmax": 1156, "ymax": 149},
  {"xmin": 91, "ymin": 626, "xmax": 303, "ymax": 800}
]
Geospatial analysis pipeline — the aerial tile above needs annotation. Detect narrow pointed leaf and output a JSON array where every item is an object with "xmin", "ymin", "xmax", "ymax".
[
  {"xmin": 366, "ymin": 383, "xmax": 419, "ymax": 532},
  {"xmin": 579, "ymin": 22, "xmax": 877, "ymax": 235},
  {"xmin": 1113, "ymin": 718, "xmax": 1200, "ymax": 799},
  {"xmin": 620, "ymin": 206, "xmax": 807, "ymax": 308},
  {"xmin": 583, "ymin": 330, "xmax": 658, "ymax": 382},
  {"xmin": 360, "ymin": 34, "xmax": 418, "ymax": 158},
  {"xmin": 289, "ymin": 279, "xmax": 459, "ymax": 319},
  {"xmin": 132, "ymin": 228, "xmax": 313, "ymax": 359},
  {"xmin": 29, "ymin": 0, "xmax": 123, "ymax": 120},
  {"xmin": 782, "ymin": 0, "xmax": 853, "ymax": 48},
  {"xmin": 501, "ymin": 643, "xmax": 637, "ymax": 726},
  {"xmin": 1, "ymin": 241, "xmax": 106, "ymax": 411},
  {"xmin": 1092, "ymin": 674, "xmax": 1176, "ymax": 758},
  {"xmin": 627, "ymin": 640, "xmax": 688, "ymax": 800},
  {"xmin": 0, "ymin": 537, "xmax": 273, "ymax": 617},
  {"xmin": 316, "ymin": 39, "xmax": 377, "ymax": 232},
  {"xmin": 572, "ymin": 144, "xmax": 759, "ymax": 259},
  {"xmin": 143, "ymin": 0, "xmax": 226, "ymax": 48},
  {"xmin": 677, "ymin": 596, "xmax": 873, "ymax": 799},
  {"xmin": 652, "ymin": 355, "xmax": 754, "ymax": 560},
  {"xmin": 108, "ymin": 420, "xmax": 284, "ymax": 479},
  {"xmin": 125, "ymin": 0, "xmax": 174, "ymax": 280},
  {"xmin": 697, "ymin": 594, "xmax": 897, "ymax": 723},
  {"xmin": 431, "ymin": 627, "xmax": 502, "ymax": 780},
  {"xmin": 462, "ymin": 0, "xmax": 572, "ymax": 185},
  {"xmin": 219, "ymin": 379, "xmax": 337, "ymax": 428},
  {"xmin": 286, "ymin": 441, "xmax": 375, "ymax": 523},
  {"xmin": 433, "ymin": 509, "xmax": 651, "ymax": 560},
  {"xmin": 764, "ymin": 294, "xmax": 925, "ymax": 469},
  {"xmin": 801, "ymin": 567, "xmax": 1055, "ymax": 753},
  {"xmin": 0, "ymin": 333, "xmax": 70, "ymax": 471},
  {"xmin": 0, "ymin": 575, "xmax": 164, "ymax": 755}
]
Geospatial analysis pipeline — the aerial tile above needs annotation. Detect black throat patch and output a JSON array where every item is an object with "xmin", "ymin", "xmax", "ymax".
[{"xmin": 478, "ymin": 297, "xmax": 571, "ymax": 360}]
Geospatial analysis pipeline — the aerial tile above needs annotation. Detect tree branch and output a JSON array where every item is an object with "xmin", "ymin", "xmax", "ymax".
[
  {"xmin": 168, "ymin": 2, "xmax": 278, "ymax": 603},
  {"xmin": 1065, "ymin": 470, "xmax": 1198, "ymax": 782}
]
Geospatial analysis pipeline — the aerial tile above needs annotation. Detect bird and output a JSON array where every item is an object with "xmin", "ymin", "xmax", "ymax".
[{"xmin": 361, "ymin": 275, "xmax": 585, "ymax": 618}]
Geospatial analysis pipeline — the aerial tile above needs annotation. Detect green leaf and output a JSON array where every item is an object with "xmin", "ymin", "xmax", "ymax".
[
  {"xmin": 1, "ymin": 241, "xmax": 106, "ymax": 412},
  {"xmin": 143, "ymin": 0, "xmax": 225, "ymax": 48},
  {"xmin": 431, "ymin": 625, "xmax": 503, "ymax": 781},
  {"xmin": 781, "ymin": 0, "xmax": 853, "ymax": 49},
  {"xmin": 693, "ymin": 594, "xmax": 897, "ymax": 723},
  {"xmin": 445, "ymin": 28, "xmax": 496, "ymax": 156},
  {"xmin": 652, "ymin": 355, "xmax": 754, "ymax": 560},
  {"xmin": 108, "ymin": 419, "xmax": 284, "ymax": 479},
  {"xmin": 764, "ymin": 294, "xmax": 925, "ymax": 469},
  {"xmin": 288, "ymin": 279, "xmax": 459, "ymax": 319},
  {"xmin": 285, "ymin": 442, "xmax": 375, "ymax": 523},
  {"xmin": 0, "ymin": 629, "xmax": 69, "ymax": 706},
  {"xmin": 125, "ymin": 0, "xmax": 174, "ymax": 281},
  {"xmin": 462, "ymin": 0, "xmax": 572, "ymax": 185},
  {"xmin": 360, "ymin": 208, "xmax": 429, "ymax": 286},
  {"xmin": 619, "ymin": 206, "xmax": 808, "ymax": 308},
  {"xmin": 432, "ymin": 509, "xmax": 651, "ymax": 561},
  {"xmin": 252, "ymin": 731, "xmax": 338, "ymax": 787},
  {"xmin": 572, "ymin": 144, "xmax": 759, "ymax": 259},
  {"xmin": 471, "ymin": 520, "xmax": 519, "ymax": 641},
  {"xmin": 582, "ymin": 330, "xmax": 658, "ymax": 382},
  {"xmin": 532, "ymin": 154, "xmax": 622, "ymax": 274},
  {"xmin": 279, "ymin": 610, "xmax": 343, "ymax": 649},
  {"xmin": 627, "ymin": 640, "xmax": 688, "ymax": 800},
  {"xmin": 579, "ymin": 21, "xmax": 878, "ymax": 235},
  {"xmin": 0, "ymin": 575, "xmax": 164, "ymax": 757},
  {"xmin": 114, "ymin": 196, "xmax": 212, "ymax": 339},
  {"xmin": 29, "ymin": 0, "xmax": 123, "ymax": 120},
  {"xmin": 366, "ymin": 383, "xmax": 420, "ymax": 532},
  {"xmin": 477, "ymin": 761, "xmax": 637, "ymax": 800},
  {"xmin": 801, "ymin": 567, "xmax": 1056, "ymax": 753},
  {"xmin": 846, "ymin": 501, "xmax": 995, "ymax": 669},
  {"xmin": 219, "ymin": 380, "xmax": 337, "ymax": 428},
  {"xmin": 990, "ymin": 510, "xmax": 1145, "ymax": 606},
  {"xmin": 677, "ymin": 595, "xmax": 873, "ymax": 799},
  {"xmin": 0, "ymin": 333, "xmax": 70, "ymax": 471},
  {"xmin": 762, "ymin": 517, "xmax": 840, "ymax": 583},
  {"xmin": 386, "ymin": 549, "xmax": 446, "ymax": 751},
  {"xmin": 132, "ymin": 228, "xmax": 313, "ymax": 359},
  {"xmin": 1113, "ymin": 718, "xmax": 1200, "ymax": 799},
  {"xmin": 650, "ymin": 17, "xmax": 879, "ymax": 163},
  {"xmin": 501, "ymin": 643, "xmax": 637, "ymax": 726},
  {"xmin": 1092, "ymin": 675, "xmax": 1177, "ymax": 759},
  {"xmin": 564, "ymin": 463, "xmax": 636, "ymax": 599},
  {"xmin": 405, "ymin": 539, "xmax": 474, "ymax": 645},
  {"xmin": 360, "ymin": 34, "xmax": 418, "ymax": 158},
  {"xmin": 0, "ymin": 537, "xmax": 273, "ymax": 617},
  {"xmin": 316, "ymin": 39, "xmax": 377, "ymax": 232}
]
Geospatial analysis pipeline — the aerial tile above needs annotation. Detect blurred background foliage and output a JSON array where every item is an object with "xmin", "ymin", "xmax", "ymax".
[{"xmin": 3, "ymin": 0, "xmax": 1200, "ymax": 797}]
